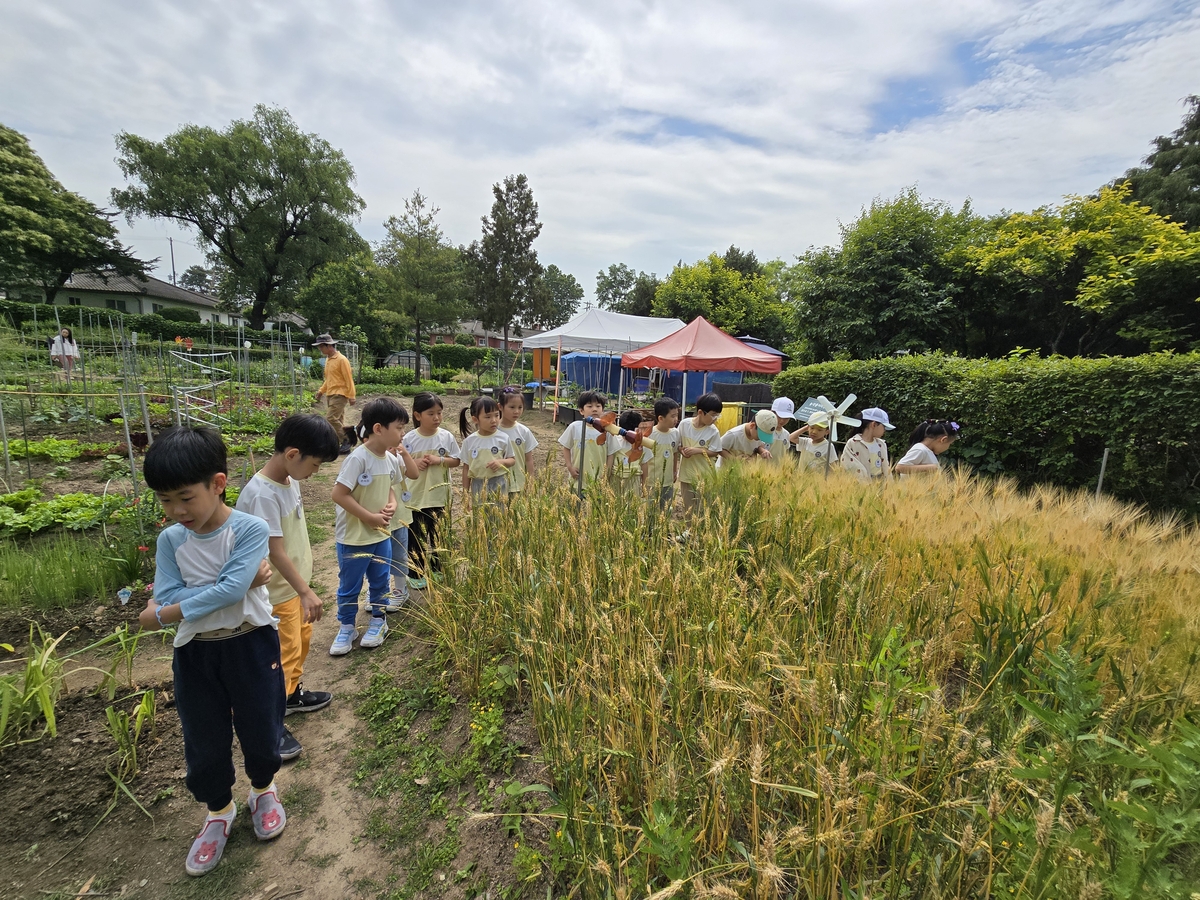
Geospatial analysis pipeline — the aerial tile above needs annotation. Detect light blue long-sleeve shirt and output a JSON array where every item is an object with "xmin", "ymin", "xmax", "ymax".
[{"xmin": 153, "ymin": 509, "xmax": 275, "ymax": 646}]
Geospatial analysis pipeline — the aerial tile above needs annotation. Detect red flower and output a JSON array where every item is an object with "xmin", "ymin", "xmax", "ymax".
[{"xmin": 138, "ymin": 545, "xmax": 149, "ymax": 552}]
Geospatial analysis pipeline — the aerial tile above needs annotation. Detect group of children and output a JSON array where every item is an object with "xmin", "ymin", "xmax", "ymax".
[
  {"xmin": 553, "ymin": 390, "xmax": 961, "ymax": 510},
  {"xmin": 136, "ymin": 383, "xmax": 955, "ymax": 878}
]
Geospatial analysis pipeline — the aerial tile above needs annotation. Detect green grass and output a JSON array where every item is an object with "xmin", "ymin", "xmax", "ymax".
[
  {"xmin": 306, "ymin": 520, "xmax": 330, "ymax": 545},
  {"xmin": 0, "ymin": 533, "xmax": 122, "ymax": 608}
]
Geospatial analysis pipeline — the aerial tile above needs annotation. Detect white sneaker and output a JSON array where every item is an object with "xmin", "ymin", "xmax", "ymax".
[
  {"xmin": 329, "ymin": 624, "xmax": 356, "ymax": 656},
  {"xmin": 359, "ymin": 617, "xmax": 389, "ymax": 649}
]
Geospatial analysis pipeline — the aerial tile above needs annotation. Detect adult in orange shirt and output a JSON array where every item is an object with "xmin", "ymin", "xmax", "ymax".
[{"xmin": 313, "ymin": 334, "xmax": 357, "ymax": 453}]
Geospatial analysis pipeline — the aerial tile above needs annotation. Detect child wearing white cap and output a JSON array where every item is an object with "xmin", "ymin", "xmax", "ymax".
[
  {"xmin": 842, "ymin": 407, "xmax": 894, "ymax": 482},
  {"xmin": 720, "ymin": 409, "xmax": 776, "ymax": 460},
  {"xmin": 789, "ymin": 412, "xmax": 840, "ymax": 472},
  {"xmin": 767, "ymin": 397, "xmax": 795, "ymax": 463}
]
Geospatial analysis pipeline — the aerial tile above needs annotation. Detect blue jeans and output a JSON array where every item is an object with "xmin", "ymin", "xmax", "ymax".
[
  {"xmin": 390, "ymin": 525, "xmax": 409, "ymax": 598},
  {"xmin": 336, "ymin": 538, "xmax": 391, "ymax": 625}
]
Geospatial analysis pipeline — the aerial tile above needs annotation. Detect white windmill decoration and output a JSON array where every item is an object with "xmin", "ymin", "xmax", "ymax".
[{"xmin": 810, "ymin": 394, "xmax": 860, "ymax": 443}]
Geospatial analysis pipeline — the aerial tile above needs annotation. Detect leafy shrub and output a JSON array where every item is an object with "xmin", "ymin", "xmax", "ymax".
[
  {"xmin": 7, "ymin": 438, "xmax": 113, "ymax": 463},
  {"xmin": 157, "ymin": 307, "xmax": 202, "ymax": 323},
  {"xmin": 358, "ymin": 365, "xmax": 417, "ymax": 386},
  {"xmin": 428, "ymin": 343, "xmax": 489, "ymax": 370},
  {"xmin": 454, "ymin": 333, "xmax": 475, "ymax": 346},
  {"xmin": 774, "ymin": 352, "xmax": 1200, "ymax": 513},
  {"xmin": 430, "ymin": 367, "xmax": 459, "ymax": 383}
]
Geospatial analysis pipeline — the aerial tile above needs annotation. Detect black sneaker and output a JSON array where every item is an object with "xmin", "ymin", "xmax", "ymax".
[
  {"xmin": 286, "ymin": 685, "xmax": 333, "ymax": 716},
  {"xmin": 279, "ymin": 727, "xmax": 302, "ymax": 762}
]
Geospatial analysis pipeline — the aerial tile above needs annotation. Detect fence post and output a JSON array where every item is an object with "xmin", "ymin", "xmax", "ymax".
[
  {"xmin": 118, "ymin": 390, "xmax": 138, "ymax": 492},
  {"xmin": 0, "ymin": 395, "xmax": 10, "ymax": 481},
  {"xmin": 139, "ymin": 385, "xmax": 154, "ymax": 445},
  {"xmin": 1095, "ymin": 447, "xmax": 1110, "ymax": 500}
]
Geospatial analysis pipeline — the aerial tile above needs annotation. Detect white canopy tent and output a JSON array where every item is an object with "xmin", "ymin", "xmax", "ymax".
[
  {"xmin": 523, "ymin": 308, "xmax": 685, "ymax": 353},
  {"xmin": 523, "ymin": 309, "xmax": 686, "ymax": 416}
]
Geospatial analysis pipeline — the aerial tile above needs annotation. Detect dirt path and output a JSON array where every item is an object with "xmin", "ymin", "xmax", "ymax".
[{"xmin": 1, "ymin": 395, "xmax": 568, "ymax": 900}]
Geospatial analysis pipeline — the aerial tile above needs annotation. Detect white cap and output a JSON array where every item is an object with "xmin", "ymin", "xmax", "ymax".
[
  {"xmin": 807, "ymin": 411, "xmax": 829, "ymax": 428},
  {"xmin": 770, "ymin": 397, "xmax": 795, "ymax": 420},
  {"xmin": 860, "ymin": 407, "xmax": 895, "ymax": 430}
]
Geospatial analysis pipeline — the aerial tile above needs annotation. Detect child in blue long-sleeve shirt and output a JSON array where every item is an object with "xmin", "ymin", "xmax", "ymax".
[{"xmin": 138, "ymin": 426, "xmax": 286, "ymax": 878}]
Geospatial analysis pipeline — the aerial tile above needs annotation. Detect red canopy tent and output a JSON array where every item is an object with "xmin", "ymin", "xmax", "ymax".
[
  {"xmin": 620, "ymin": 317, "xmax": 780, "ymax": 412},
  {"xmin": 621, "ymin": 316, "xmax": 781, "ymax": 373}
]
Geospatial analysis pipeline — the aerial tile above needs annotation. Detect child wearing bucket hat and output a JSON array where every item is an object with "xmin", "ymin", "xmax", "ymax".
[
  {"xmin": 842, "ymin": 407, "xmax": 894, "ymax": 482},
  {"xmin": 767, "ymin": 397, "xmax": 796, "ymax": 463},
  {"xmin": 719, "ymin": 409, "xmax": 776, "ymax": 460},
  {"xmin": 789, "ymin": 411, "xmax": 840, "ymax": 472}
]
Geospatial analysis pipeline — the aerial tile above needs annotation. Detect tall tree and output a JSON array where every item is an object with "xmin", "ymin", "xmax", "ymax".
[
  {"xmin": 0, "ymin": 124, "xmax": 145, "ymax": 300},
  {"xmin": 376, "ymin": 190, "xmax": 464, "ymax": 375},
  {"xmin": 722, "ymin": 245, "xmax": 763, "ymax": 278},
  {"xmin": 1121, "ymin": 96, "xmax": 1200, "ymax": 230},
  {"xmin": 652, "ymin": 253, "xmax": 793, "ymax": 348},
  {"xmin": 296, "ymin": 252, "xmax": 403, "ymax": 360},
  {"xmin": 595, "ymin": 263, "xmax": 660, "ymax": 315},
  {"xmin": 791, "ymin": 188, "xmax": 982, "ymax": 361},
  {"xmin": 965, "ymin": 184, "xmax": 1200, "ymax": 355},
  {"xmin": 528, "ymin": 264, "xmax": 583, "ymax": 329},
  {"xmin": 466, "ymin": 174, "xmax": 543, "ymax": 352},
  {"xmin": 178, "ymin": 264, "xmax": 214, "ymax": 294},
  {"xmin": 112, "ymin": 105, "xmax": 365, "ymax": 329}
]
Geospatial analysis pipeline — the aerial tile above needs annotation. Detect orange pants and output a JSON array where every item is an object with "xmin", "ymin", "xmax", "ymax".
[{"xmin": 274, "ymin": 596, "xmax": 311, "ymax": 696}]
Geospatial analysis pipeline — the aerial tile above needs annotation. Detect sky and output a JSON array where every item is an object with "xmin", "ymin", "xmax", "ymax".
[{"xmin": 3, "ymin": 0, "xmax": 1198, "ymax": 302}]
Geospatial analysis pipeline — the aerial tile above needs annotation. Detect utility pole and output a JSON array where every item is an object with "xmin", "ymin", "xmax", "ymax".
[{"xmin": 169, "ymin": 236, "xmax": 177, "ymax": 285}]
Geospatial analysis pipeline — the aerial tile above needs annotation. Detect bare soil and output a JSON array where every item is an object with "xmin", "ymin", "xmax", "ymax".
[{"xmin": 0, "ymin": 396, "xmax": 569, "ymax": 899}]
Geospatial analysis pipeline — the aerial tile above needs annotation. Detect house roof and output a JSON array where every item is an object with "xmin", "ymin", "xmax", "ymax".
[{"xmin": 61, "ymin": 272, "xmax": 220, "ymax": 308}]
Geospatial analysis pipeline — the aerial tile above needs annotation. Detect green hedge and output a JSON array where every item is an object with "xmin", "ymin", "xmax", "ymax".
[
  {"xmin": 358, "ymin": 365, "xmax": 416, "ymax": 386},
  {"xmin": 428, "ymin": 343, "xmax": 490, "ymax": 369},
  {"xmin": 774, "ymin": 353, "xmax": 1200, "ymax": 514}
]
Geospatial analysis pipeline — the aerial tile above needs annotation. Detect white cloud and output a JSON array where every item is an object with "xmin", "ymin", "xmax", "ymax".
[{"xmin": 2, "ymin": 0, "xmax": 1196, "ymax": 296}]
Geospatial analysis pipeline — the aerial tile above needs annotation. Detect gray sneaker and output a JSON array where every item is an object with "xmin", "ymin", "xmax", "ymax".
[
  {"xmin": 185, "ymin": 805, "xmax": 236, "ymax": 876},
  {"xmin": 247, "ymin": 788, "xmax": 287, "ymax": 841}
]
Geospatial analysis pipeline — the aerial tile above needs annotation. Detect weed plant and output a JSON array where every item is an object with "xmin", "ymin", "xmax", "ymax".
[
  {"xmin": 0, "ymin": 534, "xmax": 125, "ymax": 608},
  {"xmin": 422, "ymin": 466, "xmax": 1200, "ymax": 898}
]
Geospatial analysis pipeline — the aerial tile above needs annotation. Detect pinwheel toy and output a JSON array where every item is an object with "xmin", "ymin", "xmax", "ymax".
[
  {"xmin": 810, "ymin": 394, "xmax": 860, "ymax": 443},
  {"xmin": 585, "ymin": 413, "xmax": 658, "ymax": 461}
]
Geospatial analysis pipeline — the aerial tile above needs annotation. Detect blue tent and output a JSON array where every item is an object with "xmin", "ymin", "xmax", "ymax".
[
  {"xmin": 560, "ymin": 352, "xmax": 624, "ymax": 394},
  {"xmin": 663, "ymin": 370, "xmax": 742, "ymax": 406}
]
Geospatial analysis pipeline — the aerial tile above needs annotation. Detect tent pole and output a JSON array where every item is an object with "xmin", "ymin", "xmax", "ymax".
[
  {"xmin": 682, "ymin": 372, "xmax": 688, "ymax": 413},
  {"xmin": 553, "ymin": 337, "xmax": 563, "ymax": 422}
]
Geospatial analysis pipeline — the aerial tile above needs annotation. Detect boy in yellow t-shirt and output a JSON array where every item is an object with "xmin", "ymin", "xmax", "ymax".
[
  {"xmin": 678, "ymin": 392, "xmax": 724, "ymax": 514},
  {"xmin": 235, "ymin": 414, "xmax": 341, "ymax": 761}
]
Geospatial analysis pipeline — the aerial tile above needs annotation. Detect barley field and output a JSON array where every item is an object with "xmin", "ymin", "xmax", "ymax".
[{"xmin": 423, "ymin": 465, "xmax": 1200, "ymax": 899}]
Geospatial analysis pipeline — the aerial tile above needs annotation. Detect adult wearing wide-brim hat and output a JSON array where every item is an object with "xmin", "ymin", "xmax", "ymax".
[{"xmin": 313, "ymin": 334, "xmax": 357, "ymax": 454}]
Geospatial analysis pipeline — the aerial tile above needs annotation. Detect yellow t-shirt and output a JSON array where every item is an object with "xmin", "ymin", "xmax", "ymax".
[
  {"xmin": 499, "ymin": 422, "xmax": 539, "ymax": 492},
  {"xmin": 557, "ymin": 419, "xmax": 610, "ymax": 486},
  {"xmin": 335, "ymin": 446, "xmax": 403, "ymax": 546},
  {"xmin": 403, "ymin": 428, "xmax": 461, "ymax": 510},
  {"xmin": 234, "ymin": 472, "xmax": 312, "ymax": 605},
  {"xmin": 461, "ymin": 430, "xmax": 513, "ymax": 483},
  {"xmin": 643, "ymin": 426, "xmax": 680, "ymax": 491},
  {"xmin": 386, "ymin": 448, "xmax": 414, "ymax": 528},
  {"xmin": 678, "ymin": 418, "xmax": 721, "ymax": 484},
  {"xmin": 611, "ymin": 435, "xmax": 643, "ymax": 479}
]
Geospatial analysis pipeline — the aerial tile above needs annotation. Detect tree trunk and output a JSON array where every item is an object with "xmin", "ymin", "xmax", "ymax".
[
  {"xmin": 249, "ymin": 284, "xmax": 271, "ymax": 331},
  {"xmin": 414, "ymin": 316, "xmax": 421, "ymax": 381}
]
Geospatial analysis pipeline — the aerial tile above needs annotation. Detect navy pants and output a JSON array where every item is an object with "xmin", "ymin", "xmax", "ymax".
[
  {"xmin": 173, "ymin": 625, "xmax": 285, "ymax": 811},
  {"xmin": 336, "ymin": 538, "xmax": 391, "ymax": 625}
]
